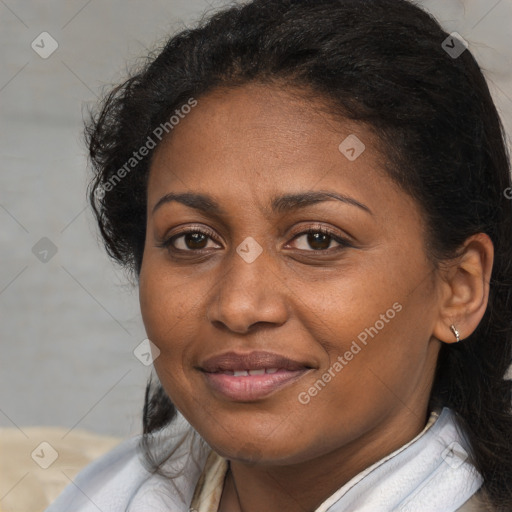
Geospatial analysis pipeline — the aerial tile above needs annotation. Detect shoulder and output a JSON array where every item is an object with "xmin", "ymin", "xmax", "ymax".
[
  {"xmin": 45, "ymin": 415, "xmax": 210, "ymax": 512},
  {"xmin": 44, "ymin": 435, "xmax": 148, "ymax": 511}
]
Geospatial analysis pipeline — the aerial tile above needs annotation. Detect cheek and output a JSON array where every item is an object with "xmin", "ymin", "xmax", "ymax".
[
  {"xmin": 138, "ymin": 257, "xmax": 206, "ymax": 405},
  {"xmin": 139, "ymin": 265, "xmax": 186, "ymax": 394},
  {"xmin": 139, "ymin": 255, "xmax": 196, "ymax": 343},
  {"xmin": 294, "ymin": 248, "xmax": 436, "ymax": 407},
  {"xmin": 286, "ymin": 305, "xmax": 431, "ymax": 461}
]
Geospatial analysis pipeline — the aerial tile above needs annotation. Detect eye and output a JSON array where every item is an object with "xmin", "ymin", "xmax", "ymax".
[
  {"xmin": 289, "ymin": 227, "xmax": 352, "ymax": 252},
  {"xmin": 158, "ymin": 225, "xmax": 351, "ymax": 254},
  {"xmin": 159, "ymin": 227, "xmax": 221, "ymax": 252}
]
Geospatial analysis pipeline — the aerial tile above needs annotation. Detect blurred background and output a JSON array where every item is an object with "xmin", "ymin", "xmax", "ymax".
[{"xmin": 1, "ymin": 0, "xmax": 511, "ymax": 441}]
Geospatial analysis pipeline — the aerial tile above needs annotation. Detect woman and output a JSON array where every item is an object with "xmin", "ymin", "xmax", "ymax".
[{"xmin": 47, "ymin": 0, "xmax": 512, "ymax": 510}]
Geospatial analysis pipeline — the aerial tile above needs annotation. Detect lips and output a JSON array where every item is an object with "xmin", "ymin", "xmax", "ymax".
[
  {"xmin": 200, "ymin": 351, "xmax": 310, "ymax": 373},
  {"xmin": 198, "ymin": 351, "xmax": 313, "ymax": 401}
]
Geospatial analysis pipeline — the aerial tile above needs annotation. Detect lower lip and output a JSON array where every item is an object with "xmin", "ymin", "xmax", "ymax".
[{"xmin": 202, "ymin": 369, "xmax": 310, "ymax": 401}]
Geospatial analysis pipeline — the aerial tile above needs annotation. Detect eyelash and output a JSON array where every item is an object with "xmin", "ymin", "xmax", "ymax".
[{"xmin": 157, "ymin": 225, "xmax": 352, "ymax": 254}]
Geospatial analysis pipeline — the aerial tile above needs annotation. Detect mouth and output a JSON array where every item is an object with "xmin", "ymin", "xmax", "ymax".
[{"xmin": 198, "ymin": 351, "xmax": 314, "ymax": 401}]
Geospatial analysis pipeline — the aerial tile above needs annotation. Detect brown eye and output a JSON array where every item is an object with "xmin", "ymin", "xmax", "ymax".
[
  {"xmin": 306, "ymin": 232, "xmax": 331, "ymax": 250},
  {"xmin": 291, "ymin": 229, "xmax": 350, "ymax": 252},
  {"xmin": 161, "ymin": 228, "xmax": 221, "ymax": 252},
  {"xmin": 183, "ymin": 232, "xmax": 209, "ymax": 249}
]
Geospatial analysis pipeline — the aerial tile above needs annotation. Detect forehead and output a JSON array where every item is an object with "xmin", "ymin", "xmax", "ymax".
[
  {"xmin": 147, "ymin": 83, "xmax": 427, "ymax": 233},
  {"xmin": 149, "ymin": 83, "xmax": 387, "ymax": 191},
  {"xmin": 146, "ymin": 83, "xmax": 425, "ymax": 244}
]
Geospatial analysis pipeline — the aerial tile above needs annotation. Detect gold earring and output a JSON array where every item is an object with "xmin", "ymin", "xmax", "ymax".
[{"xmin": 450, "ymin": 324, "xmax": 460, "ymax": 343}]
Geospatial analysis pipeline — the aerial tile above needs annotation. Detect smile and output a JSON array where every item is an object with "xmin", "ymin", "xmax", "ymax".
[{"xmin": 198, "ymin": 351, "xmax": 314, "ymax": 401}]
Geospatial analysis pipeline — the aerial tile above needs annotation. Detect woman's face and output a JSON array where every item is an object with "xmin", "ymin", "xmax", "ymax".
[{"xmin": 139, "ymin": 83, "xmax": 443, "ymax": 466}]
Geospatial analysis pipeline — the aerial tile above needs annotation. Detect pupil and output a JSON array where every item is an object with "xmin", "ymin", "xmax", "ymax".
[
  {"xmin": 186, "ymin": 233, "xmax": 207, "ymax": 249},
  {"xmin": 308, "ymin": 233, "xmax": 330, "ymax": 250}
]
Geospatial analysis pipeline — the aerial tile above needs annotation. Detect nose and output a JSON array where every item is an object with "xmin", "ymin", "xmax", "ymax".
[{"xmin": 206, "ymin": 248, "xmax": 289, "ymax": 334}]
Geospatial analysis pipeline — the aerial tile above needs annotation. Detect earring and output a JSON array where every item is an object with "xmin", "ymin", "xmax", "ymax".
[{"xmin": 450, "ymin": 324, "xmax": 460, "ymax": 343}]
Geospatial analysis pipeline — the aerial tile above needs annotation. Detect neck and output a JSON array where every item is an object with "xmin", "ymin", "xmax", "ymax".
[{"xmin": 223, "ymin": 407, "xmax": 429, "ymax": 512}]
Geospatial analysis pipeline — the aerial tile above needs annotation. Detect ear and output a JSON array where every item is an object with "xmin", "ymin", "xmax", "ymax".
[{"xmin": 432, "ymin": 233, "xmax": 494, "ymax": 344}]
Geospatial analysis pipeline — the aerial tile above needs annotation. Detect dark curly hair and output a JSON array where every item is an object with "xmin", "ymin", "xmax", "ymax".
[{"xmin": 85, "ymin": 0, "xmax": 512, "ymax": 508}]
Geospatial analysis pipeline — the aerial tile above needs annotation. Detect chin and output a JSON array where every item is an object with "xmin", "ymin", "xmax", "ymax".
[{"xmin": 204, "ymin": 431, "xmax": 319, "ymax": 467}]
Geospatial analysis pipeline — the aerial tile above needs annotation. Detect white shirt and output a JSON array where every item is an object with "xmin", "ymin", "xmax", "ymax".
[{"xmin": 45, "ymin": 407, "xmax": 483, "ymax": 511}]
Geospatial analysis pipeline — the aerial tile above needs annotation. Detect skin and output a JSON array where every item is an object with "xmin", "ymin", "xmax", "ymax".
[{"xmin": 138, "ymin": 83, "xmax": 493, "ymax": 512}]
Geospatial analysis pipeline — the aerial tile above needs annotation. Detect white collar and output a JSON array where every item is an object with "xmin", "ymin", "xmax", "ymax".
[
  {"xmin": 316, "ymin": 407, "xmax": 482, "ymax": 511},
  {"xmin": 190, "ymin": 407, "xmax": 483, "ymax": 512},
  {"xmin": 46, "ymin": 407, "xmax": 483, "ymax": 512}
]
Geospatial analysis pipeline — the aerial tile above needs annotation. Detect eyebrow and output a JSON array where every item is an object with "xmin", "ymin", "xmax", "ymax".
[
  {"xmin": 152, "ymin": 190, "xmax": 372, "ymax": 216},
  {"xmin": 271, "ymin": 191, "xmax": 372, "ymax": 215}
]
